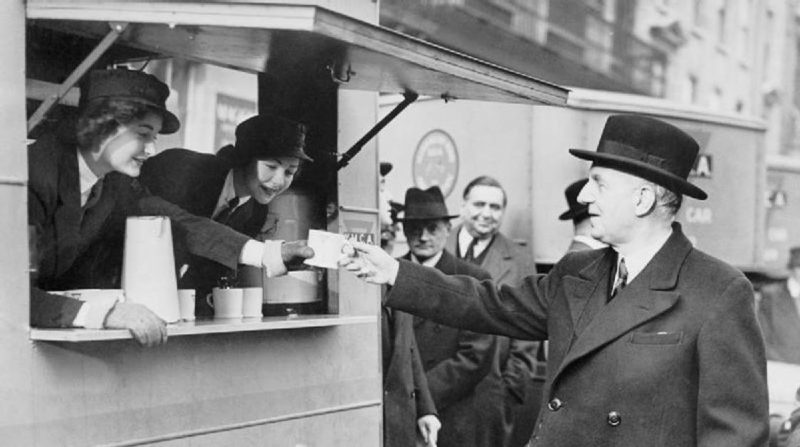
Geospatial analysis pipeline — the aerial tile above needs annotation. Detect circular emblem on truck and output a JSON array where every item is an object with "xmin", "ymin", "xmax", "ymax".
[{"xmin": 412, "ymin": 130, "xmax": 459, "ymax": 197}]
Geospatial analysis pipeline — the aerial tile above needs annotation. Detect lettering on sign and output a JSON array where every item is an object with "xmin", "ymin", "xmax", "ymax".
[
  {"xmin": 689, "ymin": 154, "xmax": 713, "ymax": 178},
  {"xmin": 342, "ymin": 218, "xmax": 377, "ymax": 246},
  {"xmin": 767, "ymin": 190, "xmax": 788, "ymax": 208},
  {"xmin": 684, "ymin": 206, "xmax": 713, "ymax": 224},
  {"xmin": 412, "ymin": 129, "xmax": 459, "ymax": 197},
  {"xmin": 345, "ymin": 232, "xmax": 376, "ymax": 245}
]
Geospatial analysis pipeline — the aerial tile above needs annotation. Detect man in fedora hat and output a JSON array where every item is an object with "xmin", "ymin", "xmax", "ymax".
[
  {"xmin": 397, "ymin": 186, "xmax": 500, "ymax": 447},
  {"xmin": 140, "ymin": 113, "xmax": 313, "ymax": 317},
  {"xmin": 559, "ymin": 178, "xmax": 606, "ymax": 253},
  {"xmin": 757, "ymin": 246, "xmax": 800, "ymax": 364},
  {"xmin": 341, "ymin": 114, "xmax": 769, "ymax": 446}
]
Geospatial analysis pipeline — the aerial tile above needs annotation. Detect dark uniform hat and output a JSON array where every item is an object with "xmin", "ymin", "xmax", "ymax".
[
  {"xmin": 558, "ymin": 178, "xmax": 590, "ymax": 222},
  {"xmin": 217, "ymin": 114, "xmax": 312, "ymax": 166},
  {"xmin": 397, "ymin": 186, "xmax": 458, "ymax": 222},
  {"xmin": 81, "ymin": 68, "xmax": 180, "ymax": 134},
  {"xmin": 569, "ymin": 114, "xmax": 707, "ymax": 200},
  {"xmin": 788, "ymin": 246, "xmax": 800, "ymax": 269}
]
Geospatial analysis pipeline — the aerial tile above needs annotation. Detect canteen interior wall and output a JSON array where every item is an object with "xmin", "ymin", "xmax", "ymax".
[{"xmin": 379, "ymin": 98, "xmax": 764, "ymax": 269}]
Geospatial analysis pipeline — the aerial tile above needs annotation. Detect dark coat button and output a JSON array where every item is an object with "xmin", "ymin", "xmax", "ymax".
[
  {"xmin": 547, "ymin": 398, "xmax": 563, "ymax": 411},
  {"xmin": 607, "ymin": 411, "xmax": 622, "ymax": 426}
]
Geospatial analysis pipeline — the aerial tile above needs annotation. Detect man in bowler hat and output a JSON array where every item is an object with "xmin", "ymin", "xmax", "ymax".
[
  {"xmin": 140, "ymin": 114, "xmax": 312, "ymax": 316},
  {"xmin": 341, "ymin": 114, "xmax": 769, "ymax": 446},
  {"xmin": 757, "ymin": 246, "xmax": 800, "ymax": 364},
  {"xmin": 397, "ymin": 186, "xmax": 500, "ymax": 447},
  {"xmin": 559, "ymin": 178, "xmax": 606, "ymax": 253}
]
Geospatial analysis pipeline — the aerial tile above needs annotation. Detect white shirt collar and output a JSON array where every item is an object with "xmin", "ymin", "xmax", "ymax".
[
  {"xmin": 458, "ymin": 226, "xmax": 492, "ymax": 258},
  {"xmin": 787, "ymin": 276, "xmax": 800, "ymax": 299},
  {"xmin": 614, "ymin": 229, "xmax": 673, "ymax": 283},
  {"xmin": 76, "ymin": 149, "xmax": 99, "ymax": 207},
  {"xmin": 411, "ymin": 250, "xmax": 444, "ymax": 268},
  {"xmin": 212, "ymin": 170, "xmax": 252, "ymax": 219},
  {"xmin": 573, "ymin": 235, "xmax": 607, "ymax": 250}
]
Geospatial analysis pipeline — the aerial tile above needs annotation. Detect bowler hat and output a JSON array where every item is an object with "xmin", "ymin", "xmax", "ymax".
[
  {"xmin": 397, "ymin": 186, "xmax": 458, "ymax": 221},
  {"xmin": 558, "ymin": 178, "xmax": 590, "ymax": 221},
  {"xmin": 569, "ymin": 114, "xmax": 707, "ymax": 200},
  {"xmin": 788, "ymin": 246, "xmax": 800, "ymax": 269},
  {"xmin": 218, "ymin": 114, "xmax": 312, "ymax": 166},
  {"xmin": 81, "ymin": 68, "xmax": 180, "ymax": 134}
]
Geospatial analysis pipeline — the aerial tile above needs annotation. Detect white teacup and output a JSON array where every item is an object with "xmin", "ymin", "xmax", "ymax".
[
  {"xmin": 241, "ymin": 287, "xmax": 263, "ymax": 318},
  {"xmin": 177, "ymin": 289, "xmax": 196, "ymax": 321},
  {"xmin": 205, "ymin": 287, "xmax": 243, "ymax": 319}
]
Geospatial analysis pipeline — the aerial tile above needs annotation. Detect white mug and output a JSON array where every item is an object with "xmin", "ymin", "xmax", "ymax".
[
  {"xmin": 241, "ymin": 287, "xmax": 263, "ymax": 318},
  {"xmin": 205, "ymin": 287, "xmax": 243, "ymax": 319},
  {"xmin": 177, "ymin": 289, "xmax": 196, "ymax": 321}
]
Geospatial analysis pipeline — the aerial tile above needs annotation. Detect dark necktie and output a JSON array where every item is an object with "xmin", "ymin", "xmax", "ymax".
[
  {"xmin": 463, "ymin": 237, "xmax": 479, "ymax": 262},
  {"xmin": 214, "ymin": 197, "xmax": 240, "ymax": 224},
  {"xmin": 82, "ymin": 180, "xmax": 103, "ymax": 213},
  {"xmin": 610, "ymin": 257, "xmax": 628, "ymax": 300}
]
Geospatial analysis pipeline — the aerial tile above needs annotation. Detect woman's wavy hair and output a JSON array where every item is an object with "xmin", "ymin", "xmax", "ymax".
[{"xmin": 75, "ymin": 99, "xmax": 154, "ymax": 151}]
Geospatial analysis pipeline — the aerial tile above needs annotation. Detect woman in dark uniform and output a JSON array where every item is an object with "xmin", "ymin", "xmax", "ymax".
[{"xmin": 29, "ymin": 68, "xmax": 311, "ymax": 345}]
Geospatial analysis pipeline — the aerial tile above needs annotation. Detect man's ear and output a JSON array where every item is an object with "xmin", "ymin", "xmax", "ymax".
[{"xmin": 634, "ymin": 184, "xmax": 657, "ymax": 217}]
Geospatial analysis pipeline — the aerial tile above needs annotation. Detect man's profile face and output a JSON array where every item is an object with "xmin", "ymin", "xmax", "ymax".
[
  {"xmin": 577, "ymin": 166, "xmax": 641, "ymax": 246},
  {"xmin": 462, "ymin": 185, "xmax": 505, "ymax": 239},
  {"xmin": 404, "ymin": 219, "xmax": 450, "ymax": 261}
]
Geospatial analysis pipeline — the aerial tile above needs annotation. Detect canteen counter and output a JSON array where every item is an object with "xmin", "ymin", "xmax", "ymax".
[{"xmin": 29, "ymin": 314, "xmax": 375, "ymax": 342}]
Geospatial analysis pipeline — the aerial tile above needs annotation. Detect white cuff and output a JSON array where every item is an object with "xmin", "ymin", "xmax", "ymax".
[
  {"xmin": 262, "ymin": 240, "xmax": 287, "ymax": 278},
  {"xmin": 240, "ymin": 240, "xmax": 266, "ymax": 266},
  {"xmin": 72, "ymin": 295, "xmax": 121, "ymax": 329}
]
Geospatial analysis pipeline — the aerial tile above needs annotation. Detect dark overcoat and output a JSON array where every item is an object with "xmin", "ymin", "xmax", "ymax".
[
  {"xmin": 757, "ymin": 281, "xmax": 800, "ymax": 364},
  {"xmin": 383, "ymin": 307, "xmax": 437, "ymax": 447},
  {"xmin": 446, "ymin": 226, "xmax": 543, "ymax": 447},
  {"xmin": 28, "ymin": 128, "xmax": 249, "ymax": 327},
  {"xmin": 387, "ymin": 224, "xmax": 769, "ymax": 447},
  {"xmin": 406, "ymin": 250, "xmax": 499, "ymax": 447}
]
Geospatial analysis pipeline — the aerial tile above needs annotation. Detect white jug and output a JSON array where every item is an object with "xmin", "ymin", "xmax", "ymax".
[{"xmin": 121, "ymin": 216, "xmax": 180, "ymax": 323}]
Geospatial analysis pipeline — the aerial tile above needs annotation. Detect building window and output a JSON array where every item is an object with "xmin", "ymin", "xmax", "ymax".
[{"xmin": 716, "ymin": 0, "xmax": 727, "ymax": 43}]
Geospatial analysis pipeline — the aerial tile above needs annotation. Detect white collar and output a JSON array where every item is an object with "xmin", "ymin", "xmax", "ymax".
[
  {"xmin": 573, "ymin": 235, "xmax": 607, "ymax": 250},
  {"xmin": 614, "ymin": 229, "xmax": 672, "ymax": 283},
  {"xmin": 411, "ymin": 250, "xmax": 444, "ymax": 268},
  {"xmin": 212, "ymin": 170, "xmax": 251, "ymax": 219},
  {"xmin": 788, "ymin": 276, "xmax": 800, "ymax": 299},
  {"xmin": 76, "ymin": 149, "xmax": 99, "ymax": 206},
  {"xmin": 458, "ymin": 226, "xmax": 492, "ymax": 258}
]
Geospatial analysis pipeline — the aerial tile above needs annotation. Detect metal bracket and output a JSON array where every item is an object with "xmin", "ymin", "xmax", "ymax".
[
  {"xmin": 27, "ymin": 22, "xmax": 129, "ymax": 134},
  {"xmin": 336, "ymin": 92, "xmax": 419, "ymax": 171}
]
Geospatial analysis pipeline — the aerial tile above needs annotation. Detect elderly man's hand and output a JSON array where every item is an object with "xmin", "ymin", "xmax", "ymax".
[
  {"xmin": 104, "ymin": 302, "xmax": 167, "ymax": 347},
  {"xmin": 339, "ymin": 241, "xmax": 400, "ymax": 285},
  {"xmin": 281, "ymin": 240, "xmax": 315, "ymax": 269},
  {"xmin": 417, "ymin": 414, "xmax": 441, "ymax": 446}
]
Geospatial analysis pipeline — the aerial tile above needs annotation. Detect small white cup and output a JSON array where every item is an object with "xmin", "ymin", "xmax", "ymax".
[
  {"xmin": 177, "ymin": 289, "xmax": 196, "ymax": 321},
  {"xmin": 241, "ymin": 287, "xmax": 263, "ymax": 318},
  {"xmin": 205, "ymin": 287, "xmax": 243, "ymax": 319}
]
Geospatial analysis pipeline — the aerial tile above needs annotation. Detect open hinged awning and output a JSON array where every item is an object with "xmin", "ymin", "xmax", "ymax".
[{"xmin": 26, "ymin": 1, "xmax": 568, "ymax": 105}]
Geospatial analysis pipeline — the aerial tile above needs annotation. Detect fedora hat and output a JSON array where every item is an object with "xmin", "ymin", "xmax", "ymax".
[
  {"xmin": 558, "ymin": 178, "xmax": 590, "ymax": 221},
  {"xmin": 81, "ymin": 68, "xmax": 180, "ymax": 134},
  {"xmin": 217, "ymin": 114, "xmax": 312, "ymax": 166},
  {"xmin": 397, "ymin": 186, "xmax": 458, "ymax": 221},
  {"xmin": 569, "ymin": 114, "xmax": 707, "ymax": 200}
]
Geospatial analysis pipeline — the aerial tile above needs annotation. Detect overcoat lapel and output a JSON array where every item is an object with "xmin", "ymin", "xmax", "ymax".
[
  {"xmin": 563, "ymin": 248, "xmax": 614, "ymax": 327},
  {"xmin": 553, "ymin": 229, "xmax": 692, "ymax": 382},
  {"xmin": 53, "ymin": 147, "xmax": 83, "ymax": 277}
]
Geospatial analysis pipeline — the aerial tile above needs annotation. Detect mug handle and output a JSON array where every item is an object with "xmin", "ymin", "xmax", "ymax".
[{"xmin": 205, "ymin": 292, "xmax": 214, "ymax": 308}]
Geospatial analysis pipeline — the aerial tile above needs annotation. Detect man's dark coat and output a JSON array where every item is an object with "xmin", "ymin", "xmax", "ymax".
[
  {"xmin": 447, "ymin": 226, "xmax": 543, "ymax": 447},
  {"xmin": 383, "ymin": 307, "xmax": 437, "ymax": 446},
  {"xmin": 387, "ymin": 224, "xmax": 769, "ymax": 447},
  {"xmin": 405, "ymin": 249, "xmax": 499, "ymax": 447}
]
